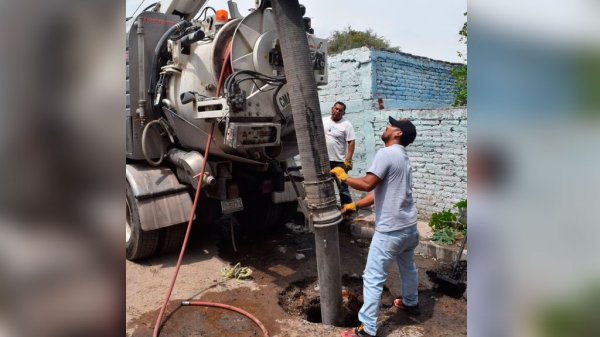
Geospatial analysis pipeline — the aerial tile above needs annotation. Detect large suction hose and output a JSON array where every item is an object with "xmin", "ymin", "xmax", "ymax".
[
  {"xmin": 272, "ymin": 0, "xmax": 343, "ymax": 326},
  {"xmin": 149, "ymin": 20, "xmax": 192, "ymax": 104},
  {"xmin": 141, "ymin": 20, "xmax": 191, "ymax": 166}
]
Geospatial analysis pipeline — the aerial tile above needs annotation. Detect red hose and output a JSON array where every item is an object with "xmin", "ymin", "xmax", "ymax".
[
  {"xmin": 182, "ymin": 301, "xmax": 270, "ymax": 337},
  {"xmin": 151, "ymin": 38, "xmax": 268, "ymax": 337},
  {"xmin": 151, "ymin": 122, "xmax": 215, "ymax": 337},
  {"xmin": 217, "ymin": 42, "xmax": 233, "ymax": 95}
]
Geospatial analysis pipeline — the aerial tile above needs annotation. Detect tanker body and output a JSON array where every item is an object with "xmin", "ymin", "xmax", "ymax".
[{"xmin": 125, "ymin": 0, "xmax": 327, "ymax": 260}]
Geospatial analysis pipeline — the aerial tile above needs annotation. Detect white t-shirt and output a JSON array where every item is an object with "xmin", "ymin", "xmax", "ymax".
[
  {"xmin": 367, "ymin": 144, "xmax": 417, "ymax": 232},
  {"xmin": 323, "ymin": 116, "xmax": 356, "ymax": 162}
]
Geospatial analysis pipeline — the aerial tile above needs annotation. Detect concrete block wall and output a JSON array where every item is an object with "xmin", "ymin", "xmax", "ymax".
[
  {"xmin": 372, "ymin": 50, "xmax": 460, "ymax": 109},
  {"xmin": 333, "ymin": 108, "xmax": 467, "ymax": 220},
  {"xmin": 318, "ymin": 47, "xmax": 374, "ymax": 115},
  {"xmin": 318, "ymin": 47, "xmax": 377, "ymax": 176}
]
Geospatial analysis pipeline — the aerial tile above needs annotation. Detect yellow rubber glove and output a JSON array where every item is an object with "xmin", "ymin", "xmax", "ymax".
[
  {"xmin": 330, "ymin": 167, "xmax": 348, "ymax": 183},
  {"xmin": 343, "ymin": 159, "xmax": 353, "ymax": 171},
  {"xmin": 341, "ymin": 202, "xmax": 357, "ymax": 214}
]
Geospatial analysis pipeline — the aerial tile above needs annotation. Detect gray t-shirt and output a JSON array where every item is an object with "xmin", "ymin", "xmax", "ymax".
[
  {"xmin": 367, "ymin": 144, "xmax": 417, "ymax": 232},
  {"xmin": 323, "ymin": 117, "xmax": 356, "ymax": 162}
]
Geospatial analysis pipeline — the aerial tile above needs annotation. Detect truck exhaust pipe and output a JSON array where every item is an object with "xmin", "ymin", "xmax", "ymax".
[{"xmin": 272, "ymin": 0, "xmax": 343, "ymax": 326}]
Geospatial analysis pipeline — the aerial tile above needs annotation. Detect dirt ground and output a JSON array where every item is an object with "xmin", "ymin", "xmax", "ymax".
[{"xmin": 126, "ymin": 221, "xmax": 466, "ymax": 337}]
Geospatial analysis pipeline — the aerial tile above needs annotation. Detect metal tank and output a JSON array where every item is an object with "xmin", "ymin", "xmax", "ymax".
[
  {"xmin": 161, "ymin": 6, "xmax": 327, "ymax": 165},
  {"xmin": 125, "ymin": 0, "xmax": 328, "ymax": 261}
]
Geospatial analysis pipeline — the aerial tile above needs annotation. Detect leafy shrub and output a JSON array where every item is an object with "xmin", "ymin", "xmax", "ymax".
[
  {"xmin": 431, "ymin": 227, "xmax": 456, "ymax": 245},
  {"xmin": 451, "ymin": 64, "xmax": 467, "ymax": 107},
  {"xmin": 327, "ymin": 26, "xmax": 400, "ymax": 55},
  {"xmin": 429, "ymin": 200, "xmax": 466, "ymax": 245},
  {"xmin": 451, "ymin": 13, "xmax": 467, "ymax": 107}
]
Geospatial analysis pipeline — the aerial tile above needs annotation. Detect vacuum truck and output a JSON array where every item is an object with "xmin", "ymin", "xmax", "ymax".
[{"xmin": 126, "ymin": 0, "xmax": 328, "ymax": 260}]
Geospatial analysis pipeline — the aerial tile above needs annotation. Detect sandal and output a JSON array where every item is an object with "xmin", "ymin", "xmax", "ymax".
[
  {"xmin": 340, "ymin": 325, "xmax": 376, "ymax": 337},
  {"xmin": 393, "ymin": 297, "xmax": 420, "ymax": 315}
]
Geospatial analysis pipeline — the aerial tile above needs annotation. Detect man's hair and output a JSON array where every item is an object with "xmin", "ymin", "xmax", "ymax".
[
  {"xmin": 388, "ymin": 116, "xmax": 417, "ymax": 147},
  {"xmin": 333, "ymin": 101, "xmax": 346, "ymax": 112}
]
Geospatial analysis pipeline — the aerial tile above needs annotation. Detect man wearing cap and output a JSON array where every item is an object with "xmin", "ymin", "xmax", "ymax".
[
  {"xmin": 332, "ymin": 117, "xmax": 419, "ymax": 337},
  {"xmin": 323, "ymin": 101, "xmax": 356, "ymax": 207}
]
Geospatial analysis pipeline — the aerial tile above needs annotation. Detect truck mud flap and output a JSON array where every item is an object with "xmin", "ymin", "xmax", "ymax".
[{"xmin": 126, "ymin": 164, "xmax": 194, "ymax": 231}]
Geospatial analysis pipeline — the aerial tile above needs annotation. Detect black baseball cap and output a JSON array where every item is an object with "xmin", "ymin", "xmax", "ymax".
[{"xmin": 389, "ymin": 116, "xmax": 417, "ymax": 146}]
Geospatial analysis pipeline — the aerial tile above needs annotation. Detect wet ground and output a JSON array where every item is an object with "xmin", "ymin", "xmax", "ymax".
[{"xmin": 126, "ymin": 221, "xmax": 466, "ymax": 337}]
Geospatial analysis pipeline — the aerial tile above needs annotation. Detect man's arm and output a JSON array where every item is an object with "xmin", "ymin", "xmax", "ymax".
[
  {"xmin": 346, "ymin": 140, "xmax": 355, "ymax": 161},
  {"xmin": 340, "ymin": 191, "xmax": 374, "ymax": 214},
  {"xmin": 345, "ymin": 173, "xmax": 380, "ymax": 192},
  {"xmin": 355, "ymin": 191, "xmax": 374, "ymax": 208}
]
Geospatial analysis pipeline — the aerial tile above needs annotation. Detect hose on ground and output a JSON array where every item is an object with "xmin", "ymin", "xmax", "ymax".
[
  {"xmin": 182, "ymin": 301, "xmax": 269, "ymax": 337},
  {"xmin": 151, "ymin": 123, "xmax": 215, "ymax": 337}
]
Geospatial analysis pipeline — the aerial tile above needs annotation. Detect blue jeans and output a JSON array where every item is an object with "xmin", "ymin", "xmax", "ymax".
[
  {"xmin": 358, "ymin": 226, "xmax": 420, "ymax": 336},
  {"xmin": 330, "ymin": 161, "xmax": 352, "ymax": 206}
]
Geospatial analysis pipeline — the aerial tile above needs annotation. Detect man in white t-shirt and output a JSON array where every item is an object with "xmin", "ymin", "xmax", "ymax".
[
  {"xmin": 322, "ymin": 101, "xmax": 356, "ymax": 206},
  {"xmin": 332, "ymin": 117, "xmax": 419, "ymax": 337}
]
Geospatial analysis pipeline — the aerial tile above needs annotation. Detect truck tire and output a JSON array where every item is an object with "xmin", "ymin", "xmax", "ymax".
[
  {"xmin": 126, "ymin": 183, "xmax": 159, "ymax": 260},
  {"xmin": 157, "ymin": 223, "xmax": 187, "ymax": 255}
]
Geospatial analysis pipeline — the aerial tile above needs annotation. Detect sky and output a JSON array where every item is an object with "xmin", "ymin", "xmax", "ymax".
[{"xmin": 126, "ymin": 0, "xmax": 467, "ymax": 63}]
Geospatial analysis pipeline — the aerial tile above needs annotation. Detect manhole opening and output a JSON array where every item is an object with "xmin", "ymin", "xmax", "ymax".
[
  {"xmin": 278, "ymin": 275, "xmax": 394, "ymax": 327},
  {"xmin": 305, "ymin": 302, "xmax": 322, "ymax": 323}
]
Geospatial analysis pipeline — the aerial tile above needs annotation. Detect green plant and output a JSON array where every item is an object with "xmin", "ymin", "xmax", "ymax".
[
  {"xmin": 429, "ymin": 209, "xmax": 457, "ymax": 232},
  {"xmin": 429, "ymin": 199, "xmax": 467, "ymax": 245},
  {"xmin": 327, "ymin": 26, "xmax": 400, "ymax": 55},
  {"xmin": 431, "ymin": 227, "xmax": 456, "ymax": 245},
  {"xmin": 451, "ymin": 64, "xmax": 467, "ymax": 107},
  {"xmin": 454, "ymin": 199, "xmax": 467, "ymax": 209},
  {"xmin": 451, "ymin": 12, "xmax": 467, "ymax": 107}
]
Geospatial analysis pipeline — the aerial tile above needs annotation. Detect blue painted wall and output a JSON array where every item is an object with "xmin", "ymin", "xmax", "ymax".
[
  {"xmin": 371, "ymin": 50, "xmax": 460, "ymax": 109},
  {"xmin": 318, "ymin": 47, "xmax": 463, "ymax": 113}
]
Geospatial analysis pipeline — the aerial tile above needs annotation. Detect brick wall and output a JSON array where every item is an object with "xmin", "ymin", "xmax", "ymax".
[{"xmin": 372, "ymin": 51, "xmax": 459, "ymax": 109}]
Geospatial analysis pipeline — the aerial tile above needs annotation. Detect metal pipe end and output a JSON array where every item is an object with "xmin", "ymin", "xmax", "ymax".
[
  {"xmin": 204, "ymin": 175, "xmax": 217, "ymax": 186},
  {"xmin": 311, "ymin": 211, "xmax": 343, "ymax": 229},
  {"xmin": 181, "ymin": 301, "xmax": 190, "ymax": 306}
]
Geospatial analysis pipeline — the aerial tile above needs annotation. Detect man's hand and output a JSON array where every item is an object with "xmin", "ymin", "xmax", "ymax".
[
  {"xmin": 343, "ymin": 159, "xmax": 353, "ymax": 171},
  {"xmin": 330, "ymin": 167, "xmax": 348, "ymax": 183},
  {"xmin": 341, "ymin": 202, "xmax": 357, "ymax": 214}
]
